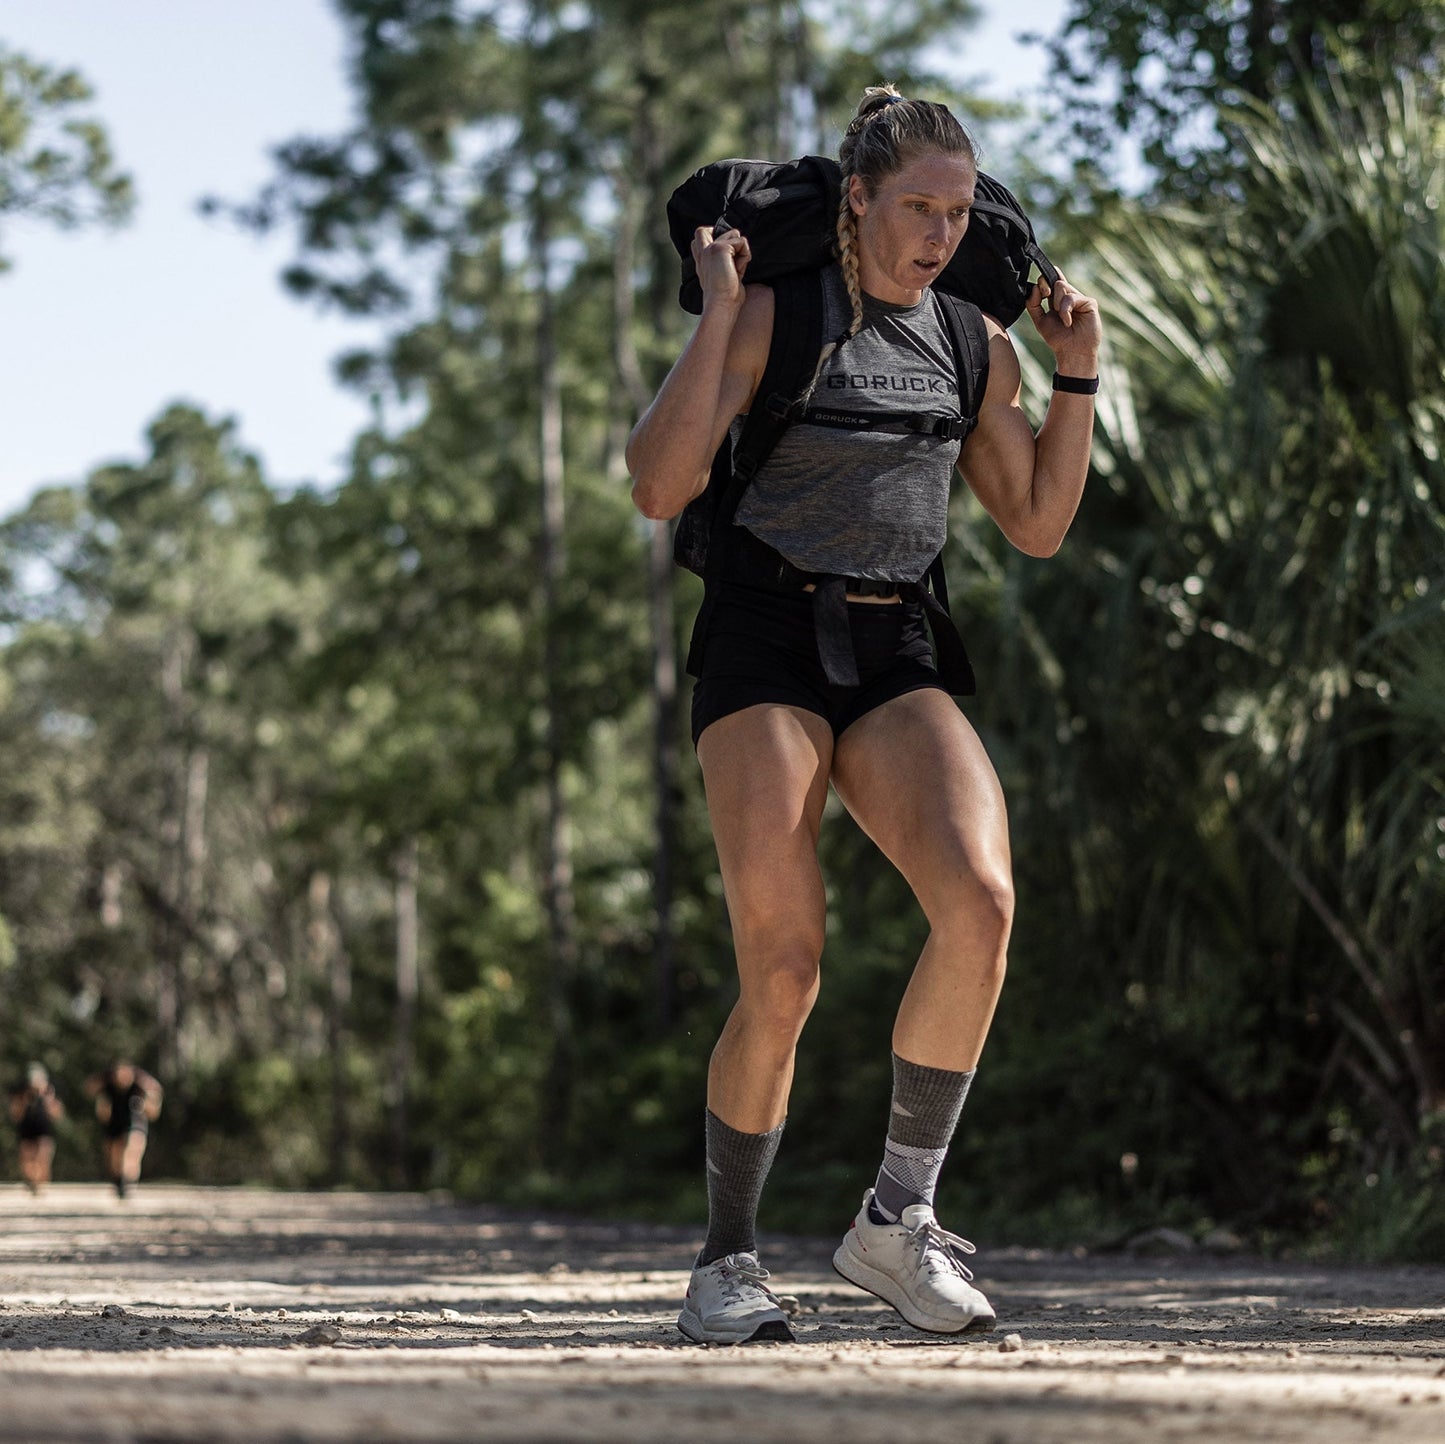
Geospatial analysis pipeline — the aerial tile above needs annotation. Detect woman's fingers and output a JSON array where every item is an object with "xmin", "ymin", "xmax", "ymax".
[{"xmin": 692, "ymin": 225, "xmax": 751, "ymax": 299}]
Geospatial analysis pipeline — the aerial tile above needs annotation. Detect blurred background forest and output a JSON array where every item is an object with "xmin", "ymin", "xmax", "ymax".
[{"xmin": 1, "ymin": 0, "xmax": 1442, "ymax": 1261}]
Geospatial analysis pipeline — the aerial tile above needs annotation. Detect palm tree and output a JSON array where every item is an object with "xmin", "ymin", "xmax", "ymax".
[{"xmin": 1020, "ymin": 47, "xmax": 1445, "ymax": 1211}]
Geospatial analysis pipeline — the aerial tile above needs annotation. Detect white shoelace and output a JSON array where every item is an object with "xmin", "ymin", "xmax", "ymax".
[
  {"xmin": 717, "ymin": 1255, "xmax": 777, "ymax": 1305},
  {"xmin": 906, "ymin": 1217, "xmax": 978, "ymax": 1282}
]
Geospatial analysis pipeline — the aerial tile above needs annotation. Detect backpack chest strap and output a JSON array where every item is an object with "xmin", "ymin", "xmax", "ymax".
[{"xmin": 795, "ymin": 402, "xmax": 975, "ymax": 443}]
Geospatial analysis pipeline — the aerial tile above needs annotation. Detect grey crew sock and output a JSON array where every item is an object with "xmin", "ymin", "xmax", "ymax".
[
  {"xmin": 870, "ymin": 1053, "xmax": 975, "ymax": 1224},
  {"xmin": 698, "ymin": 1109, "xmax": 785, "ymax": 1266}
]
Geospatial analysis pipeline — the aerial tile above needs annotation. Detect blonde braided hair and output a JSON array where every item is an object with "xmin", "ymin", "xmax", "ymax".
[{"xmin": 835, "ymin": 85, "xmax": 979, "ymax": 336}]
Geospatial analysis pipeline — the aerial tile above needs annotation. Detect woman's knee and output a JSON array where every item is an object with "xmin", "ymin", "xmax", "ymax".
[
  {"xmin": 927, "ymin": 851, "xmax": 1015, "ymax": 948},
  {"xmin": 735, "ymin": 946, "xmax": 823, "ymax": 1036}
]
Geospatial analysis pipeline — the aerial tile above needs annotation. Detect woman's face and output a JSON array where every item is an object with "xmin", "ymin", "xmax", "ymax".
[{"xmin": 848, "ymin": 151, "xmax": 976, "ymax": 305}]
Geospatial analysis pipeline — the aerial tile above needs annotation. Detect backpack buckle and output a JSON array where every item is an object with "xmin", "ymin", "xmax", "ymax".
[{"xmin": 900, "ymin": 414, "xmax": 968, "ymax": 442}]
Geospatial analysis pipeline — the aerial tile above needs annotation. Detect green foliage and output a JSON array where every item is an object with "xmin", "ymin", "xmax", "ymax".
[
  {"xmin": 1000, "ymin": 40, "xmax": 1445, "ymax": 1244},
  {"xmin": 3, "ymin": 7, "xmax": 1442, "ymax": 1264},
  {"xmin": 0, "ymin": 45, "xmax": 133, "ymax": 269},
  {"xmin": 1045, "ymin": 0, "xmax": 1445, "ymax": 195}
]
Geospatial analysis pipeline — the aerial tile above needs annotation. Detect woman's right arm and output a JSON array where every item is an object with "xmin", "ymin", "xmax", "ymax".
[{"xmin": 626, "ymin": 227, "xmax": 773, "ymax": 520}]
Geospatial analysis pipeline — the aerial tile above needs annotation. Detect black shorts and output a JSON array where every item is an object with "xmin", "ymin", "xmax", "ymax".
[{"xmin": 691, "ymin": 582, "xmax": 946, "ymax": 746}]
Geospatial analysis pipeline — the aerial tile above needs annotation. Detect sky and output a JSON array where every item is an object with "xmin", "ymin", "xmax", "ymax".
[{"xmin": 0, "ymin": 0, "xmax": 1067, "ymax": 520}]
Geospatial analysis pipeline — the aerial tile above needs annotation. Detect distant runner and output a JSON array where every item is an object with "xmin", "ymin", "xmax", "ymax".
[
  {"xmin": 9, "ymin": 1063, "xmax": 64, "ymax": 1193},
  {"xmin": 85, "ymin": 1062, "xmax": 163, "ymax": 1198}
]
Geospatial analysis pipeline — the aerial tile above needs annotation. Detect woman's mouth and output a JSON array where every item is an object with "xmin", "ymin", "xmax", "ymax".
[{"xmin": 912, "ymin": 258, "xmax": 941, "ymax": 277}]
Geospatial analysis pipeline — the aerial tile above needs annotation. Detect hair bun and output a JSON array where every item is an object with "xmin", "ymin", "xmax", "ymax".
[{"xmin": 847, "ymin": 86, "xmax": 905, "ymax": 132}]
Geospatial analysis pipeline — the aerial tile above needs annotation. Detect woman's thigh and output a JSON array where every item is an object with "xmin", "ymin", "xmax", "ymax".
[
  {"xmin": 830, "ymin": 688, "xmax": 1012, "ymax": 924},
  {"xmin": 696, "ymin": 702, "xmax": 834, "ymax": 967}
]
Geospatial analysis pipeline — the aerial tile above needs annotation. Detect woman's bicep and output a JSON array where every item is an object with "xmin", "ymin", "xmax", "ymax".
[
  {"xmin": 677, "ymin": 287, "xmax": 774, "ymax": 504},
  {"xmin": 710, "ymin": 287, "xmax": 774, "ymax": 445}
]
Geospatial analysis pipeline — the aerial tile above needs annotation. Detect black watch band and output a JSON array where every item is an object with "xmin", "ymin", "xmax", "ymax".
[{"xmin": 1053, "ymin": 372, "xmax": 1100, "ymax": 394}]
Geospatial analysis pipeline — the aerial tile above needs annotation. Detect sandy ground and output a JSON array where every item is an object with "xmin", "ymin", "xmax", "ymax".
[{"xmin": 1, "ymin": 1185, "xmax": 1443, "ymax": 1443}]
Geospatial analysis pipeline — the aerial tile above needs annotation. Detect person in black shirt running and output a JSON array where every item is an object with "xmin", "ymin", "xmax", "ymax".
[
  {"xmin": 9, "ymin": 1064, "xmax": 64, "ymax": 1193},
  {"xmin": 85, "ymin": 1061, "xmax": 163, "ymax": 1198}
]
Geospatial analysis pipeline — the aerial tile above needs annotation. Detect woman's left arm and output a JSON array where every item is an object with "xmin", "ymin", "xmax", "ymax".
[{"xmin": 956, "ymin": 273, "xmax": 1102, "ymax": 558}]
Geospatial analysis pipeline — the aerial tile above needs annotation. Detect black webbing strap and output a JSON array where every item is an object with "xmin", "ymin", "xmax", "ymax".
[
  {"xmin": 933, "ymin": 293, "xmax": 991, "ymax": 434},
  {"xmin": 722, "ymin": 526, "xmax": 977, "ymax": 695},
  {"xmin": 920, "ymin": 552, "xmax": 976, "ymax": 695},
  {"xmin": 795, "ymin": 404, "xmax": 972, "ymax": 442},
  {"xmin": 811, "ymin": 577, "xmax": 859, "ymax": 686}
]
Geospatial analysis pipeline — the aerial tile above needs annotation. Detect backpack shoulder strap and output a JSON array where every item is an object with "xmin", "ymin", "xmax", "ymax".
[
  {"xmin": 704, "ymin": 269, "xmax": 828, "ymax": 565},
  {"xmin": 731, "ymin": 271, "xmax": 829, "ymax": 483},
  {"xmin": 932, "ymin": 291, "xmax": 990, "ymax": 437},
  {"xmin": 682, "ymin": 269, "xmax": 830, "ymax": 679},
  {"xmin": 911, "ymin": 291, "xmax": 990, "ymax": 698}
]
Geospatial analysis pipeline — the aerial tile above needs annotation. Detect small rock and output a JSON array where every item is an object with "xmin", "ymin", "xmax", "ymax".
[
  {"xmin": 157, "ymin": 1326, "xmax": 176, "ymax": 1339},
  {"xmin": 607, "ymin": 1309, "xmax": 619, "ymax": 1317},
  {"xmin": 1201, "ymin": 1227, "xmax": 1244, "ymax": 1254},
  {"xmin": 1125, "ymin": 1226, "xmax": 1196, "ymax": 1256},
  {"xmin": 521, "ymin": 1309, "xmax": 540, "ymax": 1323},
  {"xmin": 296, "ymin": 1325, "xmax": 341, "ymax": 1346},
  {"xmin": 776, "ymin": 1295, "xmax": 802, "ymax": 1317},
  {"xmin": 275, "ymin": 1308, "xmax": 288, "ymax": 1318},
  {"xmin": 998, "ymin": 1333, "xmax": 1025, "ymax": 1353},
  {"xmin": 100, "ymin": 1305, "xmax": 128, "ymax": 1320},
  {"xmin": 440, "ymin": 1308, "xmax": 463, "ymax": 1321}
]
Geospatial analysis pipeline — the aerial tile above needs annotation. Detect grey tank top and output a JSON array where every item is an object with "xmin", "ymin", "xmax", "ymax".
[{"xmin": 733, "ymin": 264, "xmax": 965, "ymax": 580}]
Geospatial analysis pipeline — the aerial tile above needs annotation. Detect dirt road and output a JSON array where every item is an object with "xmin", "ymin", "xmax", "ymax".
[{"xmin": 1, "ymin": 1184, "xmax": 1442, "ymax": 1442}]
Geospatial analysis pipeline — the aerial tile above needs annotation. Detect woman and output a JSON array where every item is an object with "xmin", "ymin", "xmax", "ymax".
[
  {"xmin": 9, "ymin": 1064, "xmax": 64, "ymax": 1194},
  {"xmin": 86, "ymin": 1061, "xmax": 163, "ymax": 1199},
  {"xmin": 627, "ymin": 87, "xmax": 1102, "ymax": 1344}
]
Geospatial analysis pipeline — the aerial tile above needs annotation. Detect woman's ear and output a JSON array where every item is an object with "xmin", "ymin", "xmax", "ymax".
[{"xmin": 847, "ymin": 174, "xmax": 868, "ymax": 219}]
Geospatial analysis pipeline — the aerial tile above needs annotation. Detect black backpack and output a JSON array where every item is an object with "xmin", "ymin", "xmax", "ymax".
[{"xmin": 667, "ymin": 153, "xmax": 1058, "ymax": 327}]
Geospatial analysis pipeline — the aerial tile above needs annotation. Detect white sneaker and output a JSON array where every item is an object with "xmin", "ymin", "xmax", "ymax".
[
  {"xmin": 833, "ymin": 1189, "xmax": 996, "ymax": 1334},
  {"xmin": 677, "ymin": 1251, "xmax": 796, "ymax": 1344}
]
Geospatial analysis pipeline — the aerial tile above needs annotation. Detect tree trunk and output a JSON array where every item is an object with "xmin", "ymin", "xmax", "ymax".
[
  {"xmin": 647, "ymin": 521, "xmax": 679, "ymax": 1030},
  {"xmin": 534, "ymin": 197, "xmax": 580, "ymax": 1129},
  {"xmin": 392, "ymin": 838, "xmax": 419, "ymax": 1188},
  {"xmin": 156, "ymin": 630, "xmax": 191, "ymax": 1082},
  {"xmin": 307, "ymin": 871, "xmax": 350, "ymax": 1186},
  {"xmin": 176, "ymin": 742, "xmax": 209, "ymax": 1071},
  {"xmin": 611, "ymin": 152, "xmax": 678, "ymax": 1030}
]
